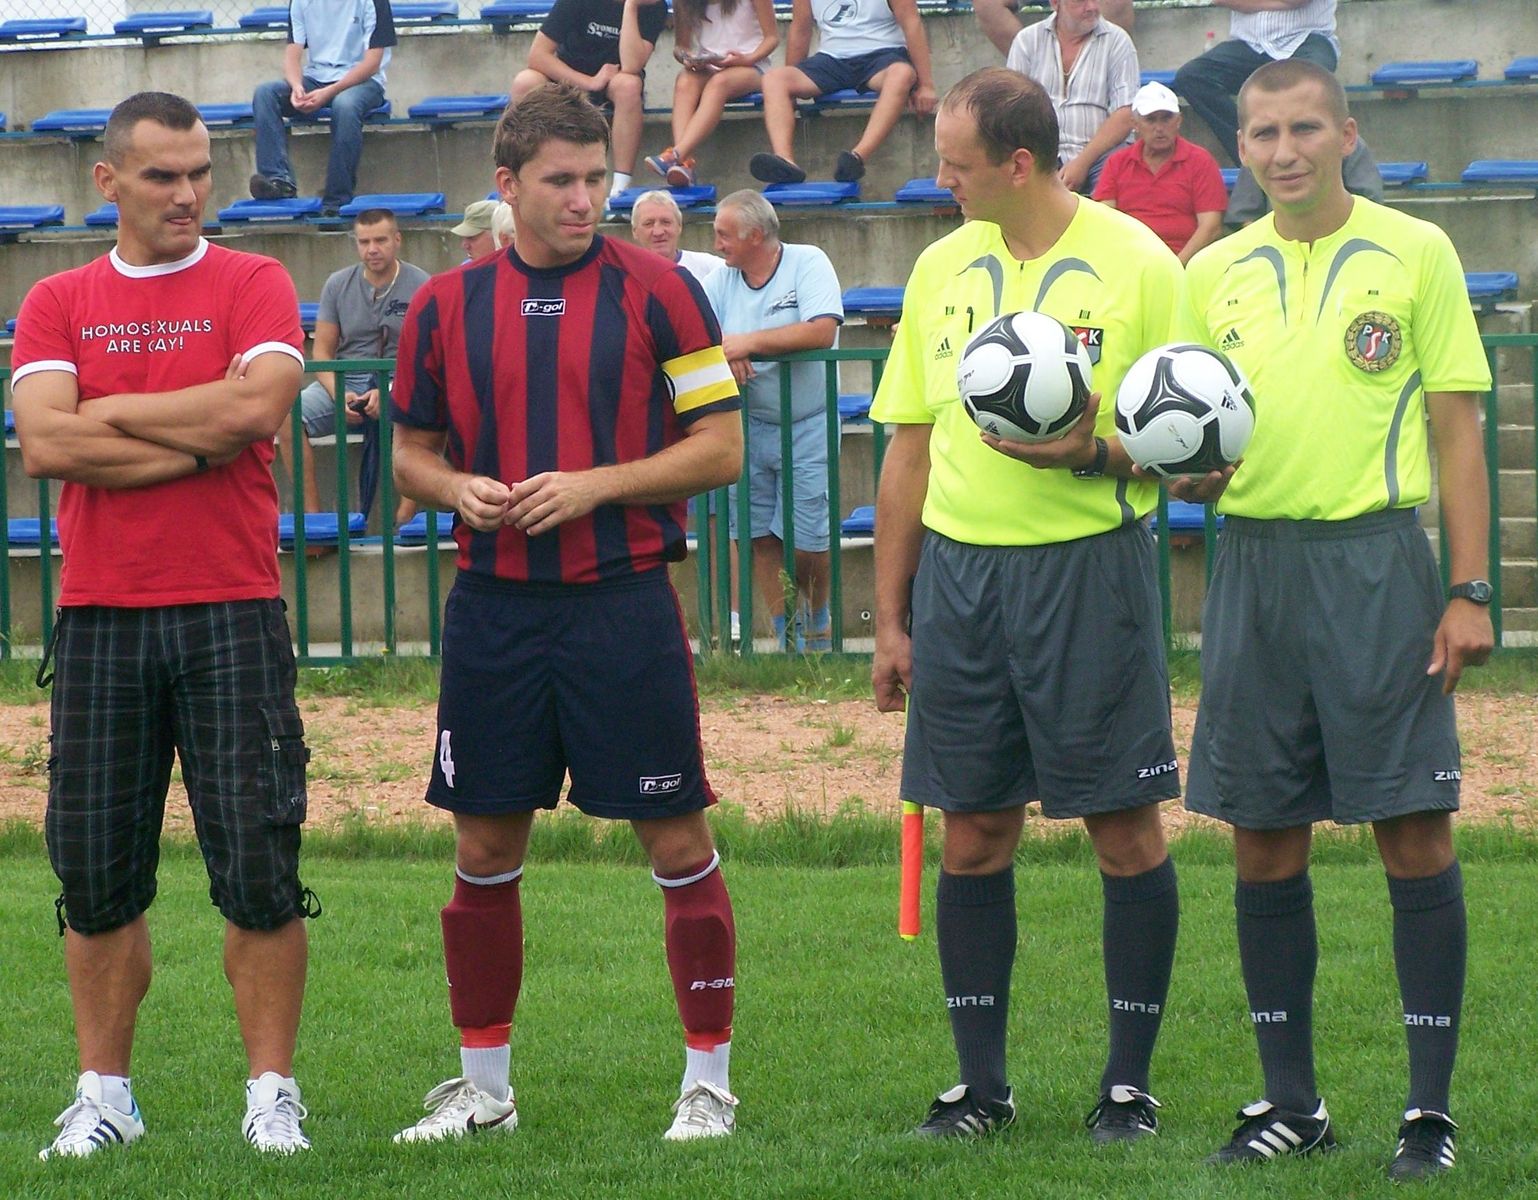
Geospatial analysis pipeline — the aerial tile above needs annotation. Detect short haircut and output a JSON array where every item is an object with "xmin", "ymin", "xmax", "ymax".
[
  {"xmin": 1238, "ymin": 57, "xmax": 1349, "ymax": 128},
  {"xmin": 493, "ymin": 83, "xmax": 611, "ymax": 175},
  {"xmin": 717, "ymin": 189, "xmax": 779, "ymax": 240},
  {"xmin": 352, "ymin": 209, "xmax": 398, "ymax": 231},
  {"xmin": 491, "ymin": 200, "xmax": 517, "ymax": 246},
  {"xmin": 940, "ymin": 68, "xmax": 1059, "ymax": 171},
  {"xmin": 103, "ymin": 91, "xmax": 202, "ymax": 165},
  {"xmin": 630, "ymin": 189, "xmax": 682, "ymax": 228}
]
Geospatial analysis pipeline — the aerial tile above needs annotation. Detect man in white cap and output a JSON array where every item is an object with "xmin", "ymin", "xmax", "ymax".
[
  {"xmin": 1093, "ymin": 81, "xmax": 1228, "ymax": 263},
  {"xmin": 452, "ymin": 199, "xmax": 498, "ymax": 261}
]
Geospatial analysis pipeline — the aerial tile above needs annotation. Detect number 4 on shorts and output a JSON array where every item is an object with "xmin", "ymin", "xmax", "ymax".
[{"xmin": 438, "ymin": 731, "xmax": 456, "ymax": 788}]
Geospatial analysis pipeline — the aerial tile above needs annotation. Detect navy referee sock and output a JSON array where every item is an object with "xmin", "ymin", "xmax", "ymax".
[
  {"xmin": 1389, "ymin": 861, "xmax": 1465, "ymax": 1115},
  {"xmin": 1100, "ymin": 856, "xmax": 1179, "ymax": 1094},
  {"xmin": 1235, "ymin": 871, "xmax": 1318, "ymax": 1114},
  {"xmin": 937, "ymin": 867, "xmax": 1015, "ymax": 1105}
]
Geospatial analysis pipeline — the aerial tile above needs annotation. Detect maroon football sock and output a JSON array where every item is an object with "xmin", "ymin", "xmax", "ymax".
[
  {"xmin": 657, "ymin": 855, "xmax": 735, "ymax": 1048},
  {"xmin": 441, "ymin": 869, "xmax": 524, "ymax": 1036}
]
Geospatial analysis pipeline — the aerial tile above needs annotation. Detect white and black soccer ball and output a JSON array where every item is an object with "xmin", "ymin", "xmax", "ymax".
[
  {"xmin": 1114, "ymin": 343, "xmax": 1256, "ymax": 477},
  {"xmin": 957, "ymin": 310, "xmax": 1093, "ymax": 444}
]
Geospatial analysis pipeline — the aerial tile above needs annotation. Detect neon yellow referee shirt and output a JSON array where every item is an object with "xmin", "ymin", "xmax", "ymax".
[
  {"xmin": 1181, "ymin": 197, "xmax": 1491, "ymax": 521},
  {"xmin": 870, "ymin": 198, "xmax": 1186, "ymax": 546}
]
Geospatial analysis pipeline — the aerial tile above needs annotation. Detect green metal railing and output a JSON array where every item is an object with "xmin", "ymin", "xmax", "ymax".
[{"xmin": 2, "ymin": 331, "xmax": 1535, "ymax": 661}]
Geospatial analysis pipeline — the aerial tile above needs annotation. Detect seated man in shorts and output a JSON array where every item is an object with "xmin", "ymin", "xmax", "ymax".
[{"xmin": 748, "ymin": 0, "xmax": 938, "ymax": 185}]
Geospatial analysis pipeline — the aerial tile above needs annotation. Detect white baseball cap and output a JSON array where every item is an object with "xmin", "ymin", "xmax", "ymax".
[{"xmin": 1132, "ymin": 82, "xmax": 1181, "ymax": 116}]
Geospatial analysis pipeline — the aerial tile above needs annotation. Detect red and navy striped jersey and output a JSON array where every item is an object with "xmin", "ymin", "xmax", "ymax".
[{"xmin": 393, "ymin": 234, "xmax": 739, "ymax": 584}]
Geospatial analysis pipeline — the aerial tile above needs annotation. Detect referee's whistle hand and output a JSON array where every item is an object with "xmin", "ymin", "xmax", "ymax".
[
  {"xmin": 456, "ymin": 475, "xmax": 513, "ymax": 531},
  {"xmin": 1428, "ymin": 604, "xmax": 1495, "ymax": 694}
]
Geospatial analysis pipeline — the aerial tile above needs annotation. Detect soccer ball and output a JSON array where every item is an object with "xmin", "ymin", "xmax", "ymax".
[
  {"xmin": 957, "ymin": 310, "xmax": 1093, "ymax": 444},
  {"xmin": 1114, "ymin": 344, "xmax": 1256, "ymax": 477}
]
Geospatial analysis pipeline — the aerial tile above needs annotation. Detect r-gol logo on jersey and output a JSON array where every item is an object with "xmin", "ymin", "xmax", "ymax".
[
  {"xmin": 639, "ymin": 774, "xmax": 682, "ymax": 795},
  {"xmin": 522, "ymin": 298, "xmax": 567, "ymax": 317}
]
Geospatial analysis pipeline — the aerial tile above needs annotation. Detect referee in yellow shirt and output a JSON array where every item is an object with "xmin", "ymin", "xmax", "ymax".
[{"xmin": 1178, "ymin": 59, "xmax": 1492, "ymax": 1179}]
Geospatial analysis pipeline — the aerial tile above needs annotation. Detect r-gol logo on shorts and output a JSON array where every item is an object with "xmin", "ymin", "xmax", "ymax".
[{"xmin": 639, "ymin": 774, "xmax": 682, "ymax": 795}]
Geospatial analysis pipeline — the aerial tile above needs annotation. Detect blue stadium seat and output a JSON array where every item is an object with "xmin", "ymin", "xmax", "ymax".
[
  {"xmin": 392, "ymin": 1, "xmax": 459, "ymax": 21},
  {"xmin": 7, "ymin": 518, "xmax": 61, "ymax": 548},
  {"xmin": 292, "ymin": 101, "xmax": 392, "ymax": 123},
  {"xmin": 278, "ymin": 512, "xmax": 367, "ymax": 546},
  {"xmin": 198, "ymin": 103, "xmax": 255, "ymax": 126},
  {"xmin": 0, "ymin": 205, "xmax": 66, "ymax": 230},
  {"xmin": 299, "ymin": 302, "xmax": 320, "ymax": 332},
  {"xmin": 396, "ymin": 510, "xmax": 455, "ymax": 544},
  {"xmin": 1378, "ymin": 161, "xmax": 1429, "ymax": 186},
  {"xmin": 339, "ymin": 192, "xmax": 447, "ymax": 217},
  {"xmin": 4, "ymin": 318, "xmax": 15, "ymax": 335},
  {"xmin": 407, "ymin": 94, "xmax": 509, "ymax": 123},
  {"xmin": 238, "ymin": 5, "xmax": 290, "ymax": 28},
  {"xmin": 606, "ymin": 184, "xmax": 717, "ymax": 212},
  {"xmin": 114, "ymin": 10, "xmax": 214, "ymax": 38},
  {"xmin": 1220, "ymin": 167, "xmax": 1240, "ymax": 190},
  {"xmin": 481, "ymin": 0, "xmax": 554, "ymax": 27},
  {"xmin": 1464, "ymin": 272, "xmax": 1519, "ymax": 303},
  {"xmin": 1139, "ymin": 69, "xmax": 1177, "ymax": 87},
  {"xmin": 761, "ymin": 181, "xmax": 860, "ymax": 206},
  {"xmin": 893, "ymin": 179, "xmax": 955, "ymax": 205},
  {"xmin": 841, "ymin": 506, "xmax": 874, "ymax": 537},
  {"xmin": 1151, "ymin": 500, "xmax": 1220, "ymax": 534},
  {"xmin": 837, "ymin": 394, "xmax": 871, "ymax": 423},
  {"xmin": 1461, "ymin": 160, "xmax": 1538, "ymax": 184},
  {"xmin": 0, "ymin": 17, "xmax": 88, "ymax": 42},
  {"xmin": 84, "ymin": 203, "xmax": 119, "ymax": 227},
  {"xmin": 32, "ymin": 109, "xmax": 112, "ymax": 135},
  {"xmin": 219, "ymin": 197, "xmax": 324, "ymax": 221},
  {"xmin": 3, "ymin": 409, "xmax": 13, "ymax": 434},
  {"xmin": 1370, "ymin": 59, "xmax": 1478, "ymax": 86},
  {"xmin": 841, "ymin": 286, "xmax": 904, "ymax": 317},
  {"xmin": 1505, "ymin": 56, "xmax": 1538, "ymax": 81},
  {"xmin": 810, "ymin": 88, "xmax": 877, "ymax": 110},
  {"xmin": 0, "ymin": 113, "xmax": 7, "ymax": 132}
]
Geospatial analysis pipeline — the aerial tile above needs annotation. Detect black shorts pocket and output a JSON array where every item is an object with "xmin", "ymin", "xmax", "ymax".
[{"xmin": 258, "ymin": 705, "xmax": 310, "ymax": 826}]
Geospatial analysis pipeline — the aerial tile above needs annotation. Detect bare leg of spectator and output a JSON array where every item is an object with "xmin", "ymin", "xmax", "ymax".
[
  {"xmin": 511, "ymin": 68, "xmax": 552, "ymax": 104},
  {"xmin": 760, "ymin": 66, "xmax": 821, "ymax": 166},
  {"xmin": 751, "ymin": 535, "xmax": 792, "ymax": 644},
  {"xmin": 849, "ymin": 61, "xmax": 918, "ymax": 169},
  {"xmin": 795, "ymin": 547, "xmax": 831, "ymax": 648},
  {"xmin": 274, "ymin": 419, "xmax": 323, "ymax": 514},
  {"xmin": 607, "ymin": 71, "xmax": 646, "ymax": 179},
  {"xmin": 674, "ymin": 67, "xmax": 764, "ymax": 163},
  {"xmin": 973, "ymin": 0, "xmax": 1025, "ymax": 58},
  {"xmin": 670, "ymin": 69, "xmax": 707, "ymax": 152}
]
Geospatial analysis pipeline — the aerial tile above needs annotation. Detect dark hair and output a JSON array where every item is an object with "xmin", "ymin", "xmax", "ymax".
[
  {"xmin": 352, "ymin": 208, "xmax": 399, "ymax": 230},
  {"xmin": 103, "ymin": 91, "xmax": 203, "ymax": 165},
  {"xmin": 673, "ymin": 0, "xmax": 743, "ymax": 49},
  {"xmin": 940, "ymin": 68, "xmax": 1058, "ymax": 172},
  {"xmin": 493, "ymin": 83, "xmax": 611, "ymax": 175},
  {"xmin": 1238, "ymin": 57, "xmax": 1349, "ymax": 127}
]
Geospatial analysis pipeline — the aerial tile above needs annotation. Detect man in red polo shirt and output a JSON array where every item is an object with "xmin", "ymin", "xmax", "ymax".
[{"xmin": 1094, "ymin": 81, "xmax": 1228, "ymax": 263}]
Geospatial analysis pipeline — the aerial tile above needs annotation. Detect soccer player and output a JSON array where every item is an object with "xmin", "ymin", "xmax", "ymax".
[
  {"xmin": 11, "ymin": 91, "xmax": 314, "ymax": 1158},
  {"xmin": 871, "ymin": 68, "xmax": 1185, "ymax": 1142},
  {"xmin": 1178, "ymin": 59, "xmax": 1492, "ymax": 1180},
  {"xmin": 390, "ymin": 83, "xmax": 745, "ymax": 1144}
]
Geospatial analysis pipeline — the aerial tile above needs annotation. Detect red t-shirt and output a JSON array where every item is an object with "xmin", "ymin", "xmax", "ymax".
[
  {"xmin": 12, "ymin": 239, "xmax": 305, "ymax": 607},
  {"xmin": 1093, "ymin": 136, "xmax": 1229, "ymax": 255}
]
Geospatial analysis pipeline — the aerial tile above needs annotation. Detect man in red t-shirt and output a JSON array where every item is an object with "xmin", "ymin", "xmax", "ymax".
[
  {"xmin": 1093, "ymin": 81, "xmax": 1229, "ymax": 263},
  {"xmin": 390, "ymin": 84, "xmax": 745, "ymax": 1145},
  {"xmin": 11, "ymin": 92, "xmax": 313, "ymax": 1160}
]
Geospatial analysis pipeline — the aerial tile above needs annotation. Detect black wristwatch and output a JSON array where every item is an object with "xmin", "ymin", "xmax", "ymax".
[
  {"xmin": 1072, "ymin": 436, "xmax": 1109, "ymax": 479},
  {"xmin": 1447, "ymin": 579, "xmax": 1493, "ymax": 605}
]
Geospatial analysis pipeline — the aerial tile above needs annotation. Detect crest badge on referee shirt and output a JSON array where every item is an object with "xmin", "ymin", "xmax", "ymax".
[{"xmin": 1345, "ymin": 311, "xmax": 1401, "ymax": 372}]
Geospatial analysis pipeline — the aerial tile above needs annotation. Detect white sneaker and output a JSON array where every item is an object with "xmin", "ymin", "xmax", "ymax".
[
  {"xmin": 664, "ymin": 1081, "xmax": 738, "ymax": 1141},
  {"xmin": 394, "ymin": 1077, "xmax": 518, "ymax": 1144},
  {"xmin": 40, "ymin": 1071, "xmax": 144, "ymax": 1161},
  {"xmin": 243, "ymin": 1072, "xmax": 311, "ymax": 1153}
]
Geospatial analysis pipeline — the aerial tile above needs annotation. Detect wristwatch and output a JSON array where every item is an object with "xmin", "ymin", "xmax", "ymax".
[
  {"xmin": 1447, "ymin": 579, "xmax": 1494, "ymax": 605},
  {"xmin": 1072, "ymin": 436, "xmax": 1109, "ymax": 479}
]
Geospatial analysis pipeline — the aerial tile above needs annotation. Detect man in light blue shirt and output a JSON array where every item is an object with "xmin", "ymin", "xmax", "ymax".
[
  {"xmin": 704, "ymin": 190, "xmax": 844, "ymax": 651},
  {"xmin": 250, "ymin": 0, "xmax": 397, "ymax": 215}
]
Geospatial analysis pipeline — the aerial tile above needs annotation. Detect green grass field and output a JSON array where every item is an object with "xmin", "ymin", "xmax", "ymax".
[{"xmin": 2, "ymin": 827, "xmax": 1536, "ymax": 1198}]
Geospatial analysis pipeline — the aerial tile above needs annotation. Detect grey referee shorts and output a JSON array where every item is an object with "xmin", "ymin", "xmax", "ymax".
[
  {"xmin": 901, "ymin": 525, "xmax": 1180, "ymax": 817},
  {"xmin": 45, "ymin": 601, "xmax": 312, "ymax": 934},
  {"xmin": 1185, "ymin": 508, "xmax": 1461, "ymax": 830}
]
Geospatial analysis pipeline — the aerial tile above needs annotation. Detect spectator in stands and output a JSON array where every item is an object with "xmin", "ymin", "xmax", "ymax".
[
  {"xmin": 975, "ymin": 0, "xmax": 1133, "ymax": 59},
  {"xmin": 705, "ymin": 190, "xmax": 843, "ymax": 651},
  {"xmin": 512, "ymin": 0, "xmax": 669, "ymax": 201},
  {"xmin": 1093, "ymin": 81, "xmax": 1228, "ymax": 262},
  {"xmin": 276, "ymin": 209, "xmax": 427, "ymax": 526},
  {"xmin": 747, "ymin": 0, "xmax": 938, "ymax": 185},
  {"xmin": 452, "ymin": 200, "xmax": 499, "ymax": 260},
  {"xmin": 632, "ymin": 190, "xmax": 725, "ymax": 281},
  {"xmin": 250, "ymin": 0, "xmax": 396, "ymax": 216},
  {"xmin": 643, "ymin": 0, "xmax": 779, "ymax": 188},
  {"xmin": 491, "ymin": 200, "xmax": 517, "ymax": 249},
  {"xmin": 1005, "ymin": 0, "xmax": 1138, "ymax": 194}
]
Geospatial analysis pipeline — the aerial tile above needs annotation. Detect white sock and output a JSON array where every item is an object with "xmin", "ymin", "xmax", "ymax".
[
  {"xmin": 682, "ymin": 1042, "xmax": 731, "ymax": 1093},
  {"xmin": 98, "ymin": 1073, "xmax": 135, "ymax": 1113},
  {"xmin": 610, "ymin": 171, "xmax": 632, "ymax": 196},
  {"xmin": 461, "ymin": 1045, "xmax": 511, "ymax": 1102},
  {"xmin": 245, "ymin": 1073, "xmax": 298, "ymax": 1102}
]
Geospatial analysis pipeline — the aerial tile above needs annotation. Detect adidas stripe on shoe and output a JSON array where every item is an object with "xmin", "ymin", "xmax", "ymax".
[
  {"xmin": 40, "ymin": 1071, "xmax": 144, "ymax": 1161},
  {"xmin": 1388, "ymin": 1109, "xmax": 1457, "ymax": 1180},
  {"xmin": 914, "ymin": 1084, "xmax": 1016, "ymax": 1139},
  {"xmin": 1206, "ymin": 1098, "xmax": 1337, "ymax": 1164},
  {"xmin": 394, "ymin": 1077, "xmax": 518, "ymax": 1144},
  {"xmin": 244, "ymin": 1072, "xmax": 311, "ymax": 1154},
  {"xmin": 1085, "ymin": 1085, "xmax": 1161, "ymax": 1144}
]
